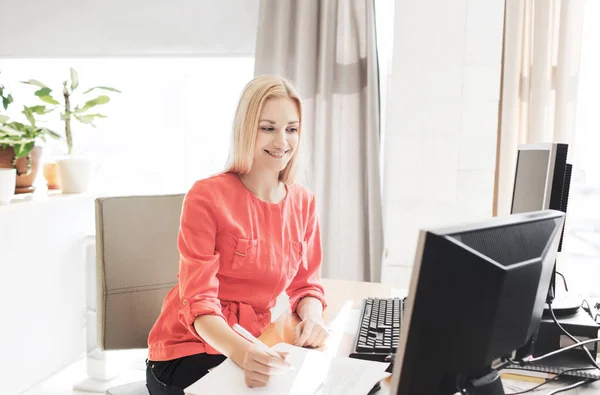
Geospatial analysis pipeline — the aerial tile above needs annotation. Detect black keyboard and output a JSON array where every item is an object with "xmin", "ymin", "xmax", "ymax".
[{"xmin": 349, "ymin": 297, "xmax": 406, "ymax": 362}]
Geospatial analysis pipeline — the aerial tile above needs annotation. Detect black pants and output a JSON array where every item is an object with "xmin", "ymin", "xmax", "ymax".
[{"xmin": 146, "ymin": 353, "xmax": 227, "ymax": 395}]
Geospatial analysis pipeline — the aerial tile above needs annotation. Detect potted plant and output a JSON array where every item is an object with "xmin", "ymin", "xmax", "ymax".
[
  {"xmin": 0, "ymin": 116, "xmax": 62, "ymax": 194},
  {"xmin": 22, "ymin": 68, "xmax": 120, "ymax": 193},
  {"xmin": 0, "ymin": 79, "xmax": 61, "ymax": 193}
]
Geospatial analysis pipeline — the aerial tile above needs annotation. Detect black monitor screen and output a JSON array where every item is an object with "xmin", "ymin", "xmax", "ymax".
[
  {"xmin": 391, "ymin": 210, "xmax": 565, "ymax": 395},
  {"xmin": 511, "ymin": 150, "xmax": 551, "ymax": 214}
]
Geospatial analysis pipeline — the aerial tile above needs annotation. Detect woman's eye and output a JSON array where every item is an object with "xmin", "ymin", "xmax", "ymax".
[
  {"xmin": 261, "ymin": 127, "xmax": 275, "ymax": 132},
  {"xmin": 287, "ymin": 127, "xmax": 298, "ymax": 133}
]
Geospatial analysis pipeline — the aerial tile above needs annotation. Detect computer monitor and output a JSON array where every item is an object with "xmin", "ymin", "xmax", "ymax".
[
  {"xmin": 390, "ymin": 210, "xmax": 565, "ymax": 395},
  {"xmin": 510, "ymin": 143, "xmax": 576, "ymax": 314}
]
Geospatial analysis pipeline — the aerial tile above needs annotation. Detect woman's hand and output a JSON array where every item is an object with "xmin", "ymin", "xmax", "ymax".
[
  {"xmin": 294, "ymin": 317, "xmax": 329, "ymax": 348},
  {"xmin": 236, "ymin": 343, "xmax": 291, "ymax": 388}
]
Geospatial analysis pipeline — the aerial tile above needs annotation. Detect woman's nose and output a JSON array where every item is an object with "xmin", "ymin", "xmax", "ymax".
[{"xmin": 273, "ymin": 130, "xmax": 287, "ymax": 148}]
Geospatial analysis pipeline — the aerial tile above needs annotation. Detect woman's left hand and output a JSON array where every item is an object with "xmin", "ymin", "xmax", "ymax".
[{"xmin": 294, "ymin": 317, "xmax": 329, "ymax": 348}]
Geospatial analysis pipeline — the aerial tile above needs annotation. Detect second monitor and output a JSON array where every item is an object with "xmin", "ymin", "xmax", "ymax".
[{"xmin": 510, "ymin": 142, "xmax": 577, "ymax": 315}]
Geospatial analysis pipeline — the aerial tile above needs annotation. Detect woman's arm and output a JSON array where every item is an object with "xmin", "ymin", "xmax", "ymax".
[
  {"xmin": 286, "ymin": 193, "xmax": 327, "ymax": 315},
  {"xmin": 176, "ymin": 184, "xmax": 249, "ymax": 359},
  {"xmin": 296, "ymin": 296, "xmax": 325, "ymax": 322},
  {"xmin": 194, "ymin": 315, "xmax": 292, "ymax": 387},
  {"xmin": 177, "ymin": 185, "xmax": 227, "ymax": 335},
  {"xmin": 193, "ymin": 315, "xmax": 251, "ymax": 365},
  {"xmin": 293, "ymin": 295, "xmax": 329, "ymax": 347},
  {"xmin": 287, "ymin": 193, "xmax": 328, "ymax": 347}
]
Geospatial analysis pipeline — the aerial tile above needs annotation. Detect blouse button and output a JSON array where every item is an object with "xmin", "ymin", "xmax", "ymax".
[{"xmin": 182, "ymin": 299, "xmax": 187, "ymax": 305}]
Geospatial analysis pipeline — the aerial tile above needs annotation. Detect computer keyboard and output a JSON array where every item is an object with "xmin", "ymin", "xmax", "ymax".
[{"xmin": 349, "ymin": 297, "xmax": 407, "ymax": 362}]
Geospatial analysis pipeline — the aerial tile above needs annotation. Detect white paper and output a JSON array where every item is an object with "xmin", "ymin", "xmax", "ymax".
[
  {"xmin": 502, "ymin": 378, "xmax": 585, "ymax": 394},
  {"xmin": 184, "ymin": 343, "xmax": 391, "ymax": 395},
  {"xmin": 342, "ymin": 308, "xmax": 362, "ymax": 335}
]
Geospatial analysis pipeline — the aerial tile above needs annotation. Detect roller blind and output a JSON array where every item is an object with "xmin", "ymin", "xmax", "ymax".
[{"xmin": 0, "ymin": 0, "xmax": 259, "ymax": 57}]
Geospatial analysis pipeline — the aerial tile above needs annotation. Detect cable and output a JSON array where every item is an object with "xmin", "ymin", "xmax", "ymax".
[
  {"xmin": 555, "ymin": 271, "xmax": 568, "ymax": 292},
  {"xmin": 581, "ymin": 299, "xmax": 593, "ymax": 318},
  {"xmin": 503, "ymin": 367, "xmax": 597, "ymax": 395},
  {"xmin": 546, "ymin": 379, "xmax": 593, "ymax": 394},
  {"xmin": 527, "ymin": 337, "xmax": 600, "ymax": 363},
  {"xmin": 548, "ymin": 304, "xmax": 600, "ymax": 371},
  {"xmin": 495, "ymin": 358, "xmax": 516, "ymax": 372},
  {"xmin": 581, "ymin": 299, "xmax": 600, "ymax": 322}
]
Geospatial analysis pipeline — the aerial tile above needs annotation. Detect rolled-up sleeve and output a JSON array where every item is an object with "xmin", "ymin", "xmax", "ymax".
[
  {"xmin": 286, "ymin": 193, "xmax": 327, "ymax": 314},
  {"xmin": 177, "ymin": 183, "xmax": 226, "ymax": 339}
]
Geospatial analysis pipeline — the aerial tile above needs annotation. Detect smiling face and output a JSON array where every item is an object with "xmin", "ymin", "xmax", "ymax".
[{"xmin": 253, "ymin": 97, "xmax": 300, "ymax": 174}]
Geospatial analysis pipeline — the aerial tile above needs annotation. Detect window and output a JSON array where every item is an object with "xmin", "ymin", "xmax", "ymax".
[
  {"xmin": 562, "ymin": 1, "xmax": 600, "ymax": 299},
  {"xmin": 375, "ymin": 0, "xmax": 396, "ymax": 190},
  {"xmin": 0, "ymin": 57, "xmax": 254, "ymax": 195}
]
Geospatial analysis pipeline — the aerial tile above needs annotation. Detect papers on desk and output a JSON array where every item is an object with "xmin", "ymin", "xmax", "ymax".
[
  {"xmin": 342, "ymin": 308, "xmax": 362, "ymax": 335},
  {"xmin": 184, "ymin": 343, "xmax": 391, "ymax": 395},
  {"xmin": 502, "ymin": 377, "xmax": 587, "ymax": 394}
]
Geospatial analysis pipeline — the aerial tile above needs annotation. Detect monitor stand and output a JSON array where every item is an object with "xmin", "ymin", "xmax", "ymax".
[
  {"xmin": 464, "ymin": 370, "xmax": 505, "ymax": 395},
  {"xmin": 545, "ymin": 292, "xmax": 582, "ymax": 316}
]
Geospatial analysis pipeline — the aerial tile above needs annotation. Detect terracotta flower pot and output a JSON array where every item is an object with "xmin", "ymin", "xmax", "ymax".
[
  {"xmin": 43, "ymin": 162, "xmax": 61, "ymax": 190},
  {"xmin": 0, "ymin": 145, "xmax": 43, "ymax": 194}
]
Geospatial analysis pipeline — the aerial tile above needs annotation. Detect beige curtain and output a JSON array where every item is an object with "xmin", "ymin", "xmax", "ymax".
[
  {"xmin": 494, "ymin": 0, "xmax": 586, "ymax": 216},
  {"xmin": 254, "ymin": 0, "xmax": 384, "ymax": 282}
]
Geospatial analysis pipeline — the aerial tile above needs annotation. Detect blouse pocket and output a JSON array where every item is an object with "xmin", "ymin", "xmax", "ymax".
[
  {"xmin": 231, "ymin": 237, "xmax": 258, "ymax": 270},
  {"xmin": 218, "ymin": 233, "xmax": 259, "ymax": 277},
  {"xmin": 289, "ymin": 241, "xmax": 308, "ymax": 276}
]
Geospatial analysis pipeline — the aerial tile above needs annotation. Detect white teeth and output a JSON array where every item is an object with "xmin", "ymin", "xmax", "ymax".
[{"xmin": 266, "ymin": 150, "xmax": 288, "ymax": 158}]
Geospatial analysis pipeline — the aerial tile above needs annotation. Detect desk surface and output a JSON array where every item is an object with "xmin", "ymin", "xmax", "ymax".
[
  {"xmin": 260, "ymin": 278, "xmax": 393, "ymax": 348},
  {"xmin": 260, "ymin": 278, "xmax": 600, "ymax": 395}
]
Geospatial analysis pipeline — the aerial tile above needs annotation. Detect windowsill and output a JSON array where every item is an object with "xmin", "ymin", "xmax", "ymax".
[
  {"xmin": 0, "ymin": 183, "xmax": 185, "ymax": 210},
  {"xmin": 0, "ymin": 186, "xmax": 97, "ymax": 212}
]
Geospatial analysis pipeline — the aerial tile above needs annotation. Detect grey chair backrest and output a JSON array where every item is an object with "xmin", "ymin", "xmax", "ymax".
[{"xmin": 95, "ymin": 194, "xmax": 184, "ymax": 350}]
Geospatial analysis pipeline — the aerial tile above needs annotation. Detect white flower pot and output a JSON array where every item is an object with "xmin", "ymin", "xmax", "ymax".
[
  {"xmin": 0, "ymin": 168, "xmax": 16, "ymax": 204},
  {"xmin": 56, "ymin": 156, "xmax": 94, "ymax": 194}
]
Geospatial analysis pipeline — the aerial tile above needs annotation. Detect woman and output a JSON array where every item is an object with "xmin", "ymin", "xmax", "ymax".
[{"xmin": 146, "ymin": 75, "xmax": 329, "ymax": 394}]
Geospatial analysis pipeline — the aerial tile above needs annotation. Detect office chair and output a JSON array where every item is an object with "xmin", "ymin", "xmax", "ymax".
[{"xmin": 95, "ymin": 194, "xmax": 184, "ymax": 395}]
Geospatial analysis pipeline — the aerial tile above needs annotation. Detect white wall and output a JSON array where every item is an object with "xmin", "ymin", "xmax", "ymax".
[
  {"xmin": 0, "ymin": 2, "xmax": 259, "ymax": 392},
  {"xmin": 381, "ymin": 0, "xmax": 505, "ymax": 288},
  {"xmin": 0, "ymin": 0, "xmax": 259, "ymax": 57},
  {"xmin": 0, "ymin": 194, "xmax": 94, "ymax": 395}
]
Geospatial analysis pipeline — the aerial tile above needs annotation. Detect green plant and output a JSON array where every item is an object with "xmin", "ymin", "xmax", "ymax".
[
  {"xmin": 0, "ymin": 120, "xmax": 61, "ymax": 159},
  {"xmin": 1, "ymin": 70, "xmax": 14, "ymax": 112},
  {"xmin": 22, "ymin": 67, "xmax": 121, "ymax": 155},
  {"xmin": 0, "ymin": 75, "xmax": 14, "ymax": 123},
  {"xmin": 1, "ymin": 75, "xmax": 60, "ymax": 161},
  {"xmin": 0, "ymin": 85, "xmax": 13, "ymax": 114}
]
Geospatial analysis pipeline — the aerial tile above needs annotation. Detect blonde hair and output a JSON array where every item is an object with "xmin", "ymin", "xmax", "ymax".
[{"xmin": 225, "ymin": 75, "xmax": 303, "ymax": 184}]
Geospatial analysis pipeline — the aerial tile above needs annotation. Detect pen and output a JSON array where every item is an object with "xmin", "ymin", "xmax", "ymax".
[{"xmin": 232, "ymin": 323, "xmax": 295, "ymax": 370}]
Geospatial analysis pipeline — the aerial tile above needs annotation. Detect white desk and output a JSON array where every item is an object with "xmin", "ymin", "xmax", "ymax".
[{"xmin": 260, "ymin": 279, "xmax": 600, "ymax": 394}]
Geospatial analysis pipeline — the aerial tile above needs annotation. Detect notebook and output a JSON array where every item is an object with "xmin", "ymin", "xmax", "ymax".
[
  {"xmin": 184, "ymin": 342, "xmax": 391, "ymax": 395},
  {"xmin": 504, "ymin": 354, "xmax": 600, "ymax": 380}
]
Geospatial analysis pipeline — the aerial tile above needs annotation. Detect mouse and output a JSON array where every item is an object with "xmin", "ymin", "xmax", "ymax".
[
  {"xmin": 385, "ymin": 353, "xmax": 395, "ymax": 373},
  {"xmin": 366, "ymin": 354, "xmax": 395, "ymax": 395}
]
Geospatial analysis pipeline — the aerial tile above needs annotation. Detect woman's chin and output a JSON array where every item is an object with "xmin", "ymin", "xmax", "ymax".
[
  {"xmin": 257, "ymin": 157, "xmax": 290, "ymax": 172},
  {"xmin": 263, "ymin": 163, "xmax": 289, "ymax": 173}
]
